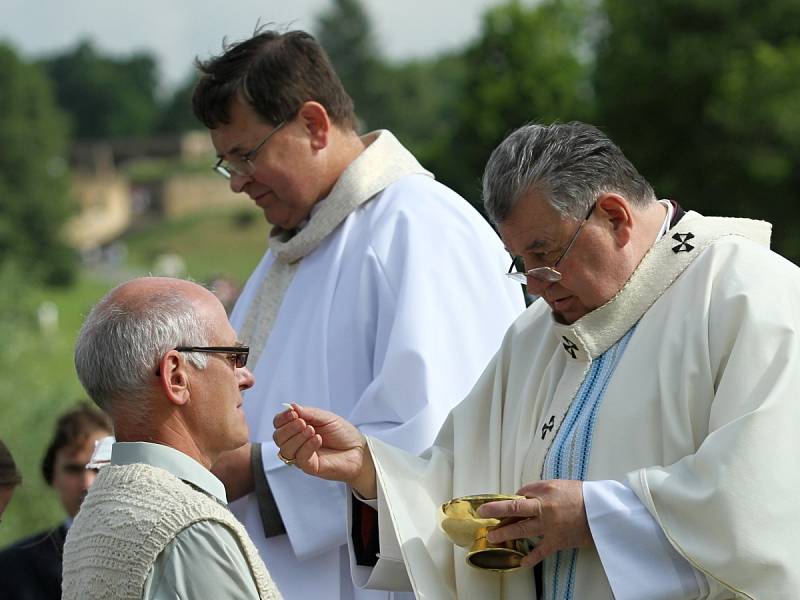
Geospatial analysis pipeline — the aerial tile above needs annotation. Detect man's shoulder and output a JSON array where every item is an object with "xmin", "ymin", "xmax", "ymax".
[
  {"xmin": 365, "ymin": 174, "xmax": 475, "ymax": 218},
  {"xmin": 172, "ymin": 519, "xmax": 246, "ymax": 551},
  {"xmin": 699, "ymin": 229, "xmax": 798, "ymax": 283},
  {"xmin": 353, "ymin": 175, "xmax": 493, "ymax": 245}
]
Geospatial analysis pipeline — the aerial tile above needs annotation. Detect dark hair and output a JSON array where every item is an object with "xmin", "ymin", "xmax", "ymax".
[
  {"xmin": 192, "ymin": 28, "xmax": 356, "ymax": 130},
  {"xmin": 41, "ymin": 403, "xmax": 112, "ymax": 485},
  {"xmin": 0, "ymin": 440, "xmax": 22, "ymax": 488}
]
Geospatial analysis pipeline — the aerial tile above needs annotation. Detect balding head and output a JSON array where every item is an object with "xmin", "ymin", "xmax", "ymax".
[{"xmin": 75, "ymin": 277, "xmax": 216, "ymax": 412}]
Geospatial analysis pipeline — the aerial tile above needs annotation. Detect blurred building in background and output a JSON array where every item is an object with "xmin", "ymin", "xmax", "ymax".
[{"xmin": 64, "ymin": 131, "xmax": 251, "ymax": 256}]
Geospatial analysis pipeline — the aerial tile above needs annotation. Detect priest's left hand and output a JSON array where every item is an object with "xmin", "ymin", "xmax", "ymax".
[
  {"xmin": 476, "ymin": 480, "xmax": 593, "ymax": 568},
  {"xmin": 211, "ymin": 442, "xmax": 254, "ymax": 502}
]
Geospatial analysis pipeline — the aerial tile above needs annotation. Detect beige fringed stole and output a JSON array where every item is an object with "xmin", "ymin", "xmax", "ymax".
[{"xmin": 239, "ymin": 130, "xmax": 432, "ymax": 366}]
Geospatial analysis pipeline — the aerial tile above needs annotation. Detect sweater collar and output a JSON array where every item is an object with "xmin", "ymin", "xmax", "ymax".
[{"xmin": 111, "ymin": 441, "xmax": 228, "ymax": 504}]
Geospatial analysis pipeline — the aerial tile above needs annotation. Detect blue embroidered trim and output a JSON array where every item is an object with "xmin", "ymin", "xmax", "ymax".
[{"xmin": 541, "ymin": 324, "xmax": 638, "ymax": 600}]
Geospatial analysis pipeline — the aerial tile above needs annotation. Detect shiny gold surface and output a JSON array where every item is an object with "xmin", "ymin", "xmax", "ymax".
[{"xmin": 439, "ymin": 494, "xmax": 533, "ymax": 573}]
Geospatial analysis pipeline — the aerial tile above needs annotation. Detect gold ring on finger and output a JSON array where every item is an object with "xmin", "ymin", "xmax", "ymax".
[{"xmin": 277, "ymin": 450, "xmax": 296, "ymax": 466}]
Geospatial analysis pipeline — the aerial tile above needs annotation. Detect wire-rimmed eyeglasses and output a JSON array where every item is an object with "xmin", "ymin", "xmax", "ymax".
[
  {"xmin": 506, "ymin": 203, "xmax": 595, "ymax": 284},
  {"xmin": 213, "ymin": 121, "xmax": 287, "ymax": 179}
]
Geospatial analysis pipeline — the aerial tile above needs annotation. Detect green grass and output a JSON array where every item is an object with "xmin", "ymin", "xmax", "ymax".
[
  {"xmin": 123, "ymin": 206, "xmax": 268, "ymax": 282},
  {"xmin": 0, "ymin": 273, "xmax": 115, "ymax": 546},
  {"xmin": 0, "ymin": 206, "xmax": 270, "ymax": 547}
]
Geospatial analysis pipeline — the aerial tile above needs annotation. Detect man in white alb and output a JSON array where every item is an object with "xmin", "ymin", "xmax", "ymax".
[
  {"xmin": 274, "ymin": 122, "xmax": 800, "ymax": 599},
  {"xmin": 191, "ymin": 28, "xmax": 525, "ymax": 600}
]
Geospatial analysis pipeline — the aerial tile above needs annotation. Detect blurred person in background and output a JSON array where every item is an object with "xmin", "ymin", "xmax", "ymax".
[
  {"xmin": 0, "ymin": 403, "xmax": 111, "ymax": 599},
  {"xmin": 192, "ymin": 27, "xmax": 525, "ymax": 600},
  {"xmin": 0, "ymin": 440, "xmax": 22, "ymax": 519}
]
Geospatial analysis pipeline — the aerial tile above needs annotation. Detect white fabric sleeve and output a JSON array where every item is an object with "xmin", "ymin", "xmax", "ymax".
[
  {"xmin": 346, "ymin": 486, "xmax": 412, "ymax": 591},
  {"xmin": 352, "ymin": 489, "xmax": 378, "ymax": 509},
  {"xmin": 263, "ymin": 448, "xmax": 348, "ymax": 560},
  {"xmin": 583, "ymin": 480, "xmax": 708, "ymax": 600}
]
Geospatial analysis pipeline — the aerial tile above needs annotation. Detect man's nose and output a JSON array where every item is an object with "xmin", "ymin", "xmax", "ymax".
[
  {"xmin": 238, "ymin": 366, "xmax": 255, "ymax": 390},
  {"xmin": 525, "ymin": 274, "xmax": 553, "ymax": 296},
  {"xmin": 229, "ymin": 172, "xmax": 250, "ymax": 194}
]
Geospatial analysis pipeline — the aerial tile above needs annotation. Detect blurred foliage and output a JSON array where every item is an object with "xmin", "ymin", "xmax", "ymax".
[
  {"xmin": 0, "ymin": 269, "xmax": 111, "ymax": 547},
  {"xmin": 316, "ymin": 0, "xmax": 470, "ymax": 194},
  {"xmin": 0, "ymin": 43, "xmax": 77, "ymax": 286},
  {"xmin": 375, "ymin": 53, "xmax": 467, "ymax": 173},
  {"xmin": 120, "ymin": 206, "xmax": 267, "ymax": 284},
  {"xmin": 594, "ymin": 0, "xmax": 800, "ymax": 261},
  {"xmin": 438, "ymin": 0, "xmax": 595, "ymax": 206},
  {"xmin": 157, "ymin": 72, "xmax": 201, "ymax": 134},
  {"xmin": 125, "ymin": 156, "xmax": 214, "ymax": 185},
  {"xmin": 316, "ymin": 0, "xmax": 594, "ymax": 208},
  {"xmin": 40, "ymin": 40, "xmax": 160, "ymax": 139},
  {"xmin": 316, "ymin": 0, "xmax": 386, "ymax": 132}
]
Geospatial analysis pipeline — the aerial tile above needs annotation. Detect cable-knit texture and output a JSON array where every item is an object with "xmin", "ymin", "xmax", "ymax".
[{"xmin": 62, "ymin": 463, "xmax": 282, "ymax": 600}]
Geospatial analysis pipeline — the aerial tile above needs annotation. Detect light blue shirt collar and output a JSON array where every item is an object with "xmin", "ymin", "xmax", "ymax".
[{"xmin": 111, "ymin": 441, "xmax": 228, "ymax": 504}]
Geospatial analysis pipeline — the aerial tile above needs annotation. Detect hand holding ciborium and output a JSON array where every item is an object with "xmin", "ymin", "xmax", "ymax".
[{"xmin": 439, "ymin": 494, "xmax": 535, "ymax": 572}]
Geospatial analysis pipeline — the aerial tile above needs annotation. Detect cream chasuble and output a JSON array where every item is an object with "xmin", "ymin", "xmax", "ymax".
[
  {"xmin": 230, "ymin": 130, "xmax": 525, "ymax": 600},
  {"xmin": 359, "ymin": 212, "xmax": 800, "ymax": 599}
]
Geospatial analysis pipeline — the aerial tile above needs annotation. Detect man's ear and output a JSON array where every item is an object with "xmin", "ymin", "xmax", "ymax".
[
  {"xmin": 157, "ymin": 350, "xmax": 190, "ymax": 407},
  {"xmin": 595, "ymin": 193, "xmax": 633, "ymax": 247},
  {"xmin": 297, "ymin": 101, "xmax": 331, "ymax": 151}
]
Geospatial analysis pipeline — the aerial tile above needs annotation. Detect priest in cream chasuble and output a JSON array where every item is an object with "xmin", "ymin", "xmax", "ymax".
[{"xmin": 273, "ymin": 122, "xmax": 800, "ymax": 600}]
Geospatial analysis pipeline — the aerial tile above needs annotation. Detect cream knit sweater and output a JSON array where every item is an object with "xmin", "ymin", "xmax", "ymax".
[{"xmin": 62, "ymin": 463, "xmax": 282, "ymax": 600}]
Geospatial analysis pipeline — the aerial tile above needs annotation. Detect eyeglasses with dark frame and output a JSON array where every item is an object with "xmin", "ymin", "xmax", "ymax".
[
  {"xmin": 175, "ymin": 346, "xmax": 250, "ymax": 369},
  {"xmin": 506, "ymin": 203, "xmax": 596, "ymax": 284},
  {"xmin": 213, "ymin": 121, "xmax": 287, "ymax": 179}
]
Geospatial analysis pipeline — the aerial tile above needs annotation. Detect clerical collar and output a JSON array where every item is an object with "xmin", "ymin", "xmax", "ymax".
[
  {"xmin": 650, "ymin": 199, "xmax": 687, "ymax": 248},
  {"xmin": 655, "ymin": 199, "xmax": 675, "ymax": 242}
]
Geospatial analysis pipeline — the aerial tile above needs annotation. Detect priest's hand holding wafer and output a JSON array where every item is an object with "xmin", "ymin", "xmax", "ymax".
[
  {"xmin": 477, "ymin": 480, "xmax": 594, "ymax": 567},
  {"xmin": 273, "ymin": 403, "xmax": 377, "ymax": 499}
]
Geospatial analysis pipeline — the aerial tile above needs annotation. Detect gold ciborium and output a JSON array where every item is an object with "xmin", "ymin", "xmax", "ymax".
[{"xmin": 439, "ymin": 494, "xmax": 533, "ymax": 573}]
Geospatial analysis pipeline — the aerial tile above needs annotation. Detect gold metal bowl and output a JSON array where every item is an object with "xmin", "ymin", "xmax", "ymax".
[{"xmin": 439, "ymin": 494, "xmax": 534, "ymax": 573}]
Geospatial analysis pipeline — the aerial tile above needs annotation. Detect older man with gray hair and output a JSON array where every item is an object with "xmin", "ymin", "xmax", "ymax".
[
  {"xmin": 274, "ymin": 122, "xmax": 800, "ymax": 599},
  {"xmin": 63, "ymin": 277, "xmax": 281, "ymax": 600}
]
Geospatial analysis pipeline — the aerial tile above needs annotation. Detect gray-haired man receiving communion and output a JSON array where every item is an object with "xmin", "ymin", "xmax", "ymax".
[{"xmin": 63, "ymin": 277, "xmax": 282, "ymax": 600}]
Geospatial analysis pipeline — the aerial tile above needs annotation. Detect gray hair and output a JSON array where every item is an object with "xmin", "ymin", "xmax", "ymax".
[
  {"xmin": 75, "ymin": 285, "xmax": 211, "ymax": 410},
  {"xmin": 482, "ymin": 122, "xmax": 656, "ymax": 224}
]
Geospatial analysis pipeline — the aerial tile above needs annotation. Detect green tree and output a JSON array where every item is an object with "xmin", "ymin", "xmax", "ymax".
[
  {"xmin": 594, "ymin": 0, "xmax": 800, "ymax": 260},
  {"xmin": 315, "ymin": 0, "xmax": 385, "ymax": 131},
  {"xmin": 314, "ymin": 0, "xmax": 469, "ymax": 179},
  {"xmin": 157, "ymin": 72, "xmax": 201, "ymax": 134},
  {"xmin": 441, "ymin": 0, "xmax": 595, "ymax": 206},
  {"xmin": 375, "ymin": 53, "xmax": 467, "ymax": 170},
  {"xmin": 0, "ymin": 43, "xmax": 75, "ymax": 285},
  {"xmin": 40, "ymin": 40, "xmax": 160, "ymax": 139}
]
